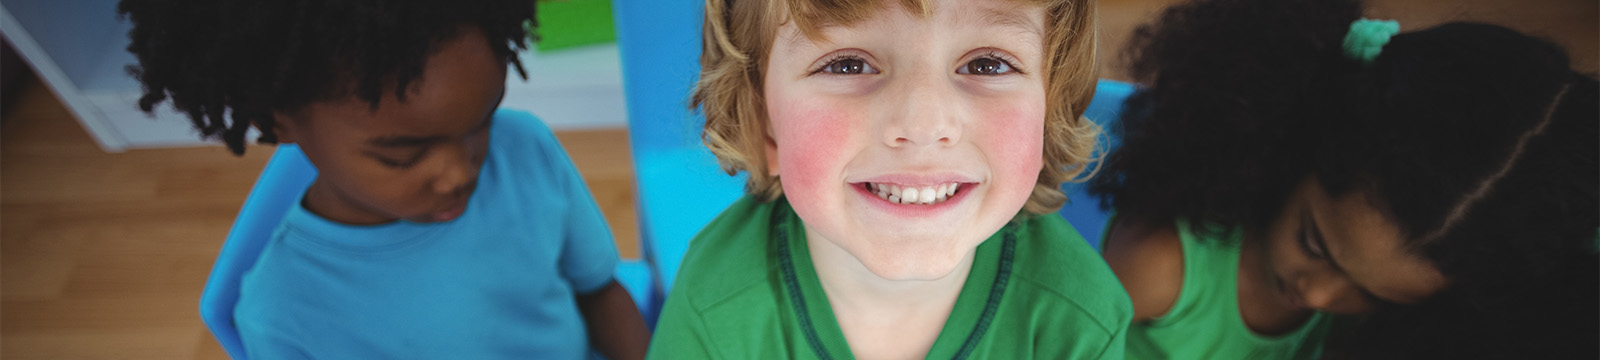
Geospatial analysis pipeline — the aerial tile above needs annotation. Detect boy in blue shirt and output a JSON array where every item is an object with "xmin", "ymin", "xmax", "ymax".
[{"xmin": 119, "ymin": 1, "xmax": 649, "ymax": 358}]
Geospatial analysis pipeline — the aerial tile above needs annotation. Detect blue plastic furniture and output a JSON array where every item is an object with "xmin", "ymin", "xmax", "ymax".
[
  {"xmin": 1059, "ymin": 80, "xmax": 1135, "ymax": 251},
  {"xmin": 200, "ymin": 144, "xmax": 316, "ymax": 360},
  {"xmin": 200, "ymin": 141, "xmax": 657, "ymax": 359},
  {"xmin": 613, "ymin": 0, "xmax": 743, "ymax": 311}
]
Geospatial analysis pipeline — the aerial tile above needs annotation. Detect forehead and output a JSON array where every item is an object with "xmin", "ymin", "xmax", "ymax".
[
  {"xmin": 779, "ymin": 0, "xmax": 1047, "ymax": 44},
  {"xmin": 1306, "ymin": 181, "xmax": 1448, "ymax": 304},
  {"xmin": 306, "ymin": 29, "xmax": 506, "ymax": 136}
]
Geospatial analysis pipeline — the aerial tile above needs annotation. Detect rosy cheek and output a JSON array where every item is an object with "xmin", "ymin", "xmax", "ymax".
[
  {"xmin": 772, "ymin": 103, "xmax": 853, "ymax": 197},
  {"xmin": 978, "ymin": 102, "xmax": 1045, "ymax": 197}
]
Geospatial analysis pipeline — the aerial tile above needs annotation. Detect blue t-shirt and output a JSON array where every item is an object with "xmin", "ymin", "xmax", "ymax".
[{"xmin": 235, "ymin": 110, "xmax": 619, "ymax": 359}]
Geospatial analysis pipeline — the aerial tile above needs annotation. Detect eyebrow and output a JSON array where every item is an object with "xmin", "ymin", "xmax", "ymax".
[
  {"xmin": 975, "ymin": 6, "xmax": 1043, "ymax": 40},
  {"xmin": 371, "ymin": 112, "xmax": 493, "ymax": 148},
  {"xmin": 781, "ymin": 4, "xmax": 1044, "ymax": 55},
  {"xmin": 780, "ymin": 25, "xmax": 820, "ymax": 57},
  {"xmin": 369, "ymin": 135, "xmax": 446, "ymax": 148},
  {"xmin": 368, "ymin": 89, "xmax": 505, "ymax": 148}
]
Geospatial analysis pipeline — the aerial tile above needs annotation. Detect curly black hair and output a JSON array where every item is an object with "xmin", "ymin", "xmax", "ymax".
[
  {"xmin": 119, "ymin": 0, "xmax": 538, "ymax": 155},
  {"xmin": 1090, "ymin": 0, "xmax": 1363, "ymax": 235},
  {"xmin": 1092, "ymin": 0, "xmax": 1599, "ymax": 357}
]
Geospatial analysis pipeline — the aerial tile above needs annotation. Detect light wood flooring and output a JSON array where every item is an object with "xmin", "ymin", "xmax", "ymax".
[
  {"xmin": 0, "ymin": 75, "xmax": 641, "ymax": 358},
  {"xmin": 2, "ymin": 0, "xmax": 1593, "ymax": 358}
]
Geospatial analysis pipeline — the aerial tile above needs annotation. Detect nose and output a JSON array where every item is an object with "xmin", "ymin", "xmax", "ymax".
[
  {"xmin": 431, "ymin": 144, "xmax": 478, "ymax": 195},
  {"xmin": 881, "ymin": 69, "xmax": 962, "ymax": 147}
]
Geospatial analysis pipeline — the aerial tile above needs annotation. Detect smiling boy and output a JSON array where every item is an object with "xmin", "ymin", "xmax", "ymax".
[{"xmin": 649, "ymin": 0, "xmax": 1132, "ymax": 358}]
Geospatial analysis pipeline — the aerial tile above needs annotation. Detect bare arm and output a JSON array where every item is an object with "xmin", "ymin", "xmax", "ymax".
[
  {"xmin": 1101, "ymin": 218, "xmax": 1187, "ymax": 322},
  {"xmin": 576, "ymin": 279, "xmax": 651, "ymax": 360}
]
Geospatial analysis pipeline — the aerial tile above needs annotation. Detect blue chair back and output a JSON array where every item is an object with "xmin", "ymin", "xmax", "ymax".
[
  {"xmin": 614, "ymin": 0, "xmax": 745, "ymax": 303},
  {"xmin": 201, "ymin": 145, "xmax": 318, "ymax": 360},
  {"xmin": 1058, "ymin": 80, "xmax": 1135, "ymax": 250}
]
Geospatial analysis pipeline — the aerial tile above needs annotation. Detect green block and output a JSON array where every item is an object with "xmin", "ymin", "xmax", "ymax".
[{"xmin": 533, "ymin": 0, "xmax": 617, "ymax": 52}]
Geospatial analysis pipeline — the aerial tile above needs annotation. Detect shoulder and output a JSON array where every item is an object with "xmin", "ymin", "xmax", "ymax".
[
  {"xmin": 482, "ymin": 109, "xmax": 578, "ymax": 194},
  {"xmin": 1099, "ymin": 217, "xmax": 1185, "ymax": 322},
  {"xmin": 1004, "ymin": 215, "xmax": 1134, "ymax": 335},
  {"xmin": 487, "ymin": 108, "xmax": 566, "ymax": 169},
  {"xmin": 490, "ymin": 108, "xmax": 557, "ymax": 143},
  {"xmin": 670, "ymin": 195, "xmax": 783, "ymax": 310},
  {"xmin": 237, "ymin": 230, "xmax": 321, "ymax": 333},
  {"xmin": 654, "ymin": 196, "xmax": 791, "ymax": 354}
]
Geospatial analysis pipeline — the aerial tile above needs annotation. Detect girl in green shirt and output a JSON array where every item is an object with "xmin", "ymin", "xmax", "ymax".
[{"xmin": 1092, "ymin": 0, "xmax": 1598, "ymax": 358}]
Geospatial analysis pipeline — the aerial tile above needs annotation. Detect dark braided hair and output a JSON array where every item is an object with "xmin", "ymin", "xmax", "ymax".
[
  {"xmin": 119, "ymin": 0, "xmax": 537, "ymax": 155},
  {"xmin": 1093, "ymin": 0, "xmax": 1599, "ymax": 357},
  {"xmin": 1316, "ymin": 22, "xmax": 1599, "ymax": 360}
]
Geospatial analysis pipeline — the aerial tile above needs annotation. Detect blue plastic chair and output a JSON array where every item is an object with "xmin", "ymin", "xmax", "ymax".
[
  {"xmin": 1058, "ymin": 80, "xmax": 1135, "ymax": 251},
  {"xmin": 613, "ymin": 0, "xmax": 743, "ymax": 316},
  {"xmin": 200, "ymin": 141, "xmax": 658, "ymax": 359},
  {"xmin": 199, "ymin": 144, "xmax": 316, "ymax": 360}
]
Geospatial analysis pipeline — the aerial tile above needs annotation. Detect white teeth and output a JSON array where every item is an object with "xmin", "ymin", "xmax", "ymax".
[{"xmin": 866, "ymin": 182, "xmax": 960, "ymax": 205}]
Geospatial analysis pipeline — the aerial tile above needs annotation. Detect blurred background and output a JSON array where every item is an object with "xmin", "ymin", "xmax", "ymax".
[{"xmin": 1, "ymin": 0, "xmax": 1594, "ymax": 358}]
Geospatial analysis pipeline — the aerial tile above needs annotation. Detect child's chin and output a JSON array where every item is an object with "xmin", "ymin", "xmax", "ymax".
[{"xmin": 856, "ymin": 245, "xmax": 977, "ymax": 281}]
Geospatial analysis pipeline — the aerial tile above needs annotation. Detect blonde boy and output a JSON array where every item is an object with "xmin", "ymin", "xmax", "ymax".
[{"xmin": 650, "ymin": 0, "xmax": 1131, "ymax": 358}]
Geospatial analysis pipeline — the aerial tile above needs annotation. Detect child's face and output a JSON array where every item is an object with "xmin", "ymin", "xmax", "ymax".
[
  {"xmin": 1258, "ymin": 178, "xmax": 1449, "ymax": 314},
  {"xmin": 277, "ymin": 28, "xmax": 506, "ymax": 225},
  {"xmin": 763, "ymin": 0, "xmax": 1048, "ymax": 280}
]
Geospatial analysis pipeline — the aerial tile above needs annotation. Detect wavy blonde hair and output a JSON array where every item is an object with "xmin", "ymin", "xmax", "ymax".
[{"xmin": 695, "ymin": 0, "xmax": 1100, "ymax": 215}]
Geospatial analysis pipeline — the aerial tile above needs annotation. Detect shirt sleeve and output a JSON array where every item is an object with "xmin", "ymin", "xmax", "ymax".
[
  {"xmin": 239, "ymin": 327, "xmax": 315, "ymax": 360},
  {"xmin": 1096, "ymin": 324, "xmax": 1129, "ymax": 359},
  {"xmin": 647, "ymin": 290, "xmax": 717, "ymax": 359},
  {"xmin": 538, "ymin": 123, "xmax": 620, "ymax": 295}
]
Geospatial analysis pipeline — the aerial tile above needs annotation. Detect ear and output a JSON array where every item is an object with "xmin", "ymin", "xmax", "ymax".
[{"xmin": 764, "ymin": 134, "xmax": 780, "ymax": 176}]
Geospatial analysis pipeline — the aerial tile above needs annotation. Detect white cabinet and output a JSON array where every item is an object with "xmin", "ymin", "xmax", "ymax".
[{"xmin": 0, "ymin": 0, "xmax": 625, "ymax": 152}]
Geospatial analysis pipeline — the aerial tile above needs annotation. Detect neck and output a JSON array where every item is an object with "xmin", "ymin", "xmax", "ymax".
[
  {"xmin": 804, "ymin": 228, "xmax": 974, "ymax": 359},
  {"xmin": 806, "ymin": 229, "xmax": 974, "ymax": 309}
]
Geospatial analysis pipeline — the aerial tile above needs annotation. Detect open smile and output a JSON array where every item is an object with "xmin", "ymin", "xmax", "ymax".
[
  {"xmin": 851, "ymin": 181, "xmax": 977, "ymax": 218},
  {"xmin": 863, "ymin": 182, "xmax": 967, "ymax": 205}
]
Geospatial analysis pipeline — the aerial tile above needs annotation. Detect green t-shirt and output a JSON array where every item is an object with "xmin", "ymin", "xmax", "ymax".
[
  {"xmin": 1124, "ymin": 220, "xmax": 1333, "ymax": 360},
  {"xmin": 648, "ymin": 195, "xmax": 1133, "ymax": 359}
]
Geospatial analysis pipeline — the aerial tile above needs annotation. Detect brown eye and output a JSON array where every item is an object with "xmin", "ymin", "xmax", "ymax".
[
  {"xmin": 959, "ymin": 57, "xmax": 1014, "ymax": 75},
  {"xmin": 823, "ymin": 57, "xmax": 876, "ymax": 75}
]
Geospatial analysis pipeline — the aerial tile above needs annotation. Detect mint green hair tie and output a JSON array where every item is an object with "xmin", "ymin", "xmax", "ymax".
[{"xmin": 1342, "ymin": 18, "xmax": 1400, "ymax": 66}]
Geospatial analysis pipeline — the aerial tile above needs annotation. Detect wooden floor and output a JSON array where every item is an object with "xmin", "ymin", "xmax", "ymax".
[
  {"xmin": 1, "ymin": 1, "xmax": 1593, "ymax": 358},
  {"xmin": 0, "ymin": 76, "xmax": 640, "ymax": 358}
]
